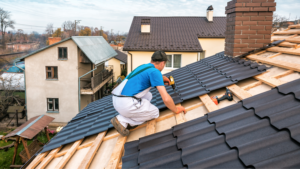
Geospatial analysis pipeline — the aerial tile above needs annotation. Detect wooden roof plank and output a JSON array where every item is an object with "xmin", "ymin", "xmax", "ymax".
[
  {"xmin": 278, "ymin": 42, "xmax": 297, "ymax": 48},
  {"xmin": 227, "ymin": 84, "xmax": 252, "ymax": 100},
  {"xmin": 247, "ymin": 54, "xmax": 300, "ymax": 72},
  {"xmin": 55, "ymin": 139, "xmax": 83, "ymax": 169},
  {"xmin": 199, "ymin": 94, "xmax": 218, "ymax": 113},
  {"xmin": 105, "ymin": 135, "xmax": 127, "ymax": 169},
  {"xmin": 79, "ymin": 131, "xmax": 107, "ymax": 169}
]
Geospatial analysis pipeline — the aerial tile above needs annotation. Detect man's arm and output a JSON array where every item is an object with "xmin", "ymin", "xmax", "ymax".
[{"xmin": 156, "ymin": 86, "xmax": 187, "ymax": 114}]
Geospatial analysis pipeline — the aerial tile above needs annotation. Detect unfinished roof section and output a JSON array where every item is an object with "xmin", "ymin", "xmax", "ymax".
[
  {"xmin": 114, "ymin": 50, "xmax": 127, "ymax": 63},
  {"xmin": 123, "ymin": 79, "xmax": 300, "ymax": 168},
  {"xmin": 38, "ymin": 52, "xmax": 266, "ymax": 153},
  {"xmin": 5, "ymin": 115, "xmax": 54, "ymax": 139},
  {"xmin": 19, "ymin": 36, "xmax": 117, "ymax": 65},
  {"xmin": 123, "ymin": 16, "xmax": 226, "ymax": 52}
]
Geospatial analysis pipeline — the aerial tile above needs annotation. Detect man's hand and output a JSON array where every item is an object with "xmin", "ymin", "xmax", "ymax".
[
  {"xmin": 162, "ymin": 76, "xmax": 170, "ymax": 86},
  {"xmin": 175, "ymin": 106, "xmax": 187, "ymax": 114}
]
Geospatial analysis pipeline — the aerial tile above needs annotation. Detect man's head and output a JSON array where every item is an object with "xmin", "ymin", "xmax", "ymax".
[{"xmin": 151, "ymin": 51, "xmax": 168, "ymax": 71}]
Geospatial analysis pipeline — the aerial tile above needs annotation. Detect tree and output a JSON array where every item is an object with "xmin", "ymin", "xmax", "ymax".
[
  {"xmin": 273, "ymin": 13, "xmax": 288, "ymax": 28},
  {"xmin": 45, "ymin": 23, "xmax": 53, "ymax": 35},
  {"xmin": 99, "ymin": 30, "xmax": 108, "ymax": 41},
  {"xmin": 0, "ymin": 8, "xmax": 15, "ymax": 47},
  {"xmin": 52, "ymin": 28, "xmax": 62, "ymax": 37},
  {"xmin": 62, "ymin": 20, "xmax": 76, "ymax": 36},
  {"xmin": 79, "ymin": 27, "xmax": 91, "ymax": 36}
]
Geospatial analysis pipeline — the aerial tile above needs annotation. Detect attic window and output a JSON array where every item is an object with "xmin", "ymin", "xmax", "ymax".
[{"xmin": 141, "ymin": 19, "xmax": 150, "ymax": 33}]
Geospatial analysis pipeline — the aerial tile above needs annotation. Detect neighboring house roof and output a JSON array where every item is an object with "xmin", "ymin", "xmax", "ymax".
[
  {"xmin": 5, "ymin": 115, "xmax": 54, "ymax": 139},
  {"xmin": 123, "ymin": 16, "xmax": 226, "ymax": 52},
  {"xmin": 39, "ymin": 52, "xmax": 266, "ymax": 153},
  {"xmin": 114, "ymin": 50, "xmax": 127, "ymax": 63},
  {"xmin": 24, "ymin": 25, "xmax": 300, "ymax": 169},
  {"xmin": 18, "ymin": 36, "xmax": 117, "ymax": 65},
  {"xmin": 123, "ymin": 79, "xmax": 300, "ymax": 168}
]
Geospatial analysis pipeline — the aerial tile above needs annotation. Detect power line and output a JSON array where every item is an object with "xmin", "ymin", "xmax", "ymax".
[{"xmin": 15, "ymin": 23, "xmax": 60, "ymax": 29}]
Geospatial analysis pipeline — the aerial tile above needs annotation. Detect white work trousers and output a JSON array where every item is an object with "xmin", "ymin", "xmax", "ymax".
[{"xmin": 113, "ymin": 92, "xmax": 159, "ymax": 128}]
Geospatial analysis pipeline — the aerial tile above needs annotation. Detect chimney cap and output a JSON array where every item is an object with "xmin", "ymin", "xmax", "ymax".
[{"xmin": 207, "ymin": 5, "xmax": 213, "ymax": 11}]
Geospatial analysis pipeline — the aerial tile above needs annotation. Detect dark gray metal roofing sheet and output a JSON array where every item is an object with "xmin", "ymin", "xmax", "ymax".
[
  {"xmin": 40, "ymin": 51, "xmax": 267, "ymax": 153},
  {"xmin": 123, "ymin": 16, "xmax": 226, "ymax": 52},
  {"xmin": 122, "ymin": 78, "xmax": 300, "ymax": 168}
]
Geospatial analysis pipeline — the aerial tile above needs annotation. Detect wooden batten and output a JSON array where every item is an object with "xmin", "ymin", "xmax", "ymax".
[
  {"xmin": 145, "ymin": 120, "xmax": 156, "ymax": 136},
  {"xmin": 267, "ymin": 52, "xmax": 282, "ymax": 59},
  {"xmin": 36, "ymin": 147, "xmax": 62, "ymax": 169},
  {"xmin": 267, "ymin": 46, "xmax": 300, "ymax": 56},
  {"xmin": 247, "ymin": 54, "xmax": 300, "ymax": 72},
  {"xmin": 79, "ymin": 131, "xmax": 107, "ymax": 169},
  {"xmin": 272, "ymin": 70, "xmax": 294, "ymax": 79},
  {"xmin": 278, "ymin": 42, "xmax": 297, "ymax": 48},
  {"xmin": 105, "ymin": 135, "xmax": 127, "ymax": 169},
  {"xmin": 273, "ymin": 30, "xmax": 300, "ymax": 35},
  {"xmin": 253, "ymin": 74, "xmax": 282, "ymax": 87},
  {"xmin": 242, "ymin": 81, "xmax": 263, "ymax": 91},
  {"xmin": 26, "ymin": 152, "xmax": 49, "ymax": 169},
  {"xmin": 55, "ymin": 139, "xmax": 83, "ymax": 169},
  {"xmin": 175, "ymin": 103, "xmax": 187, "ymax": 124},
  {"xmin": 227, "ymin": 84, "xmax": 252, "ymax": 100},
  {"xmin": 199, "ymin": 94, "xmax": 218, "ymax": 113}
]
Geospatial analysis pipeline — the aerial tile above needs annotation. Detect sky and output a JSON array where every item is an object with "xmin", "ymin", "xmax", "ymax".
[{"xmin": 2, "ymin": 0, "xmax": 300, "ymax": 34}]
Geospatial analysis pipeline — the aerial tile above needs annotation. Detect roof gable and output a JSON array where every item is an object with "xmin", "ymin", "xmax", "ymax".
[{"xmin": 19, "ymin": 36, "xmax": 117, "ymax": 65}]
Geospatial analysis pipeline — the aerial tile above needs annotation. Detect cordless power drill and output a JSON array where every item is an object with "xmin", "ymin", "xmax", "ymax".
[{"xmin": 211, "ymin": 87, "xmax": 233, "ymax": 105}]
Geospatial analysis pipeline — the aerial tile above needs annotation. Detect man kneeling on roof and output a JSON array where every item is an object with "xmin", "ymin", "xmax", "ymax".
[{"xmin": 111, "ymin": 51, "xmax": 187, "ymax": 136}]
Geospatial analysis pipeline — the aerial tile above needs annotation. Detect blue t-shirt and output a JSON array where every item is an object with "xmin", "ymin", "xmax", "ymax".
[{"xmin": 121, "ymin": 63, "xmax": 164, "ymax": 96}]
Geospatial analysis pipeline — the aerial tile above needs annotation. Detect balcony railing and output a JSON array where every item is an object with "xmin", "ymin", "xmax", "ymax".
[{"xmin": 81, "ymin": 66, "xmax": 113, "ymax": 94}]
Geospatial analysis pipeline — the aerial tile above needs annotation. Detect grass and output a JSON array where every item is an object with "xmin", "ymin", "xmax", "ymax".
[{"xmin": 0, "ymin": 131, "xmax": 56, "ymax": 168}]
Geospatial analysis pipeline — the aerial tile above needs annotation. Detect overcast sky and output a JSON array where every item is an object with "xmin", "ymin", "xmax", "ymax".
[{"xmin": 2, "ymin": 0, "xmax": 300, "ymax": 34}]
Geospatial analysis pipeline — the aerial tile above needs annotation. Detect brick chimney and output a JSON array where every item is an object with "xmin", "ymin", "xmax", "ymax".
[
  {"xmin": 48, "ymin": 37, "xmax": 61, "ymax": 45},
  {"xmin": 224, "ymin": 0, "xmax": 276, "ymax": 57}
]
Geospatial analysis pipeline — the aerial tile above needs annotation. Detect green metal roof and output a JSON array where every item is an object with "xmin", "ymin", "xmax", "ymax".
[{"xmin": 18, "ymin": 36, "xmax": 117, "ymax": 65}]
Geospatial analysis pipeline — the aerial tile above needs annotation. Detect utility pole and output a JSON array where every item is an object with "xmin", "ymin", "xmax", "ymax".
[
  {"xmin": 111, "ymin": 29, "xmax": 113, "ymax": 42},
  {"xmin": 74, "ymin": 20, "xmax": 81, "ymax": 34}
]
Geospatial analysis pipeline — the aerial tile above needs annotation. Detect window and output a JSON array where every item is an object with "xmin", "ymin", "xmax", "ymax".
[
  {"xmin": 165, "ymin": 54, "xmax": 181, "ymax": 68},
  {"xmin": 46, "ymin": 66, "xmax": 58, "ymax": 79},
  {"xmin": 58, "ymin": 47, "xmax": 67, "ymax": 59},
  {"xmin": 47, "ymin": 98, "xmax": 59, "ymax": 111},
  {"xmin": 200, "ymin": 51, "xmax": 206, "ymax": 60}
]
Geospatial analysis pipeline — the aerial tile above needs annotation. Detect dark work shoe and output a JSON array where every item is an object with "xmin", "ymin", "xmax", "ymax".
[
  {"xmin": 111, "ymin": 117, "xmax": 130, "ymax": 136},
  {"xmin": 127, "ymin": 125, "xmax": 138, "ymax": 130}
]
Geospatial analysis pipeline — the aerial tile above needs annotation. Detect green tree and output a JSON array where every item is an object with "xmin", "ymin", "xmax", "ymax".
[
  {"xmin": 52, "ymin": 28, "xmax": 62, "ymax": 37},
  {"xmin": 79, "ymin": 27, "xmax": 91, "ymax": 36}
]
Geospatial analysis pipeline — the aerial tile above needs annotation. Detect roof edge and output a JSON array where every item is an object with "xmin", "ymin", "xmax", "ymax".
[{"xmin": 18, "ymin": 37, "xmax": 72, "ymax": 61}]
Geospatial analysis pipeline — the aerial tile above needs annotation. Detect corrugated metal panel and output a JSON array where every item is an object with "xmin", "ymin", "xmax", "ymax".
[
  {"xmin": 5, "ymin": 115, "xmax": 54, "ymax": 139},
  {"xmin": 122, "ymin": 79, "xmax": 300, "ymax": 168},
  {"xmin": 40, "ymin": 51, "xmax": 267, "ymax": 153},
  {"xmin": 72, "ymin": 36, "xmax": 117, "ymax": 65}
]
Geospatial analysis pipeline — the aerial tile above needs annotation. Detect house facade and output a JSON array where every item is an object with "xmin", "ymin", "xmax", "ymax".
[
  {"xmin": 107, "ymin": 50, "xmax": 127, "ymax": 81},
  {"xmin": 123, "ymin": 6, "xmax": 226, "ymax": 74},
  {"xmin": 19, "ymin": 36, "xmax": 117, "ymax": 122}
]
